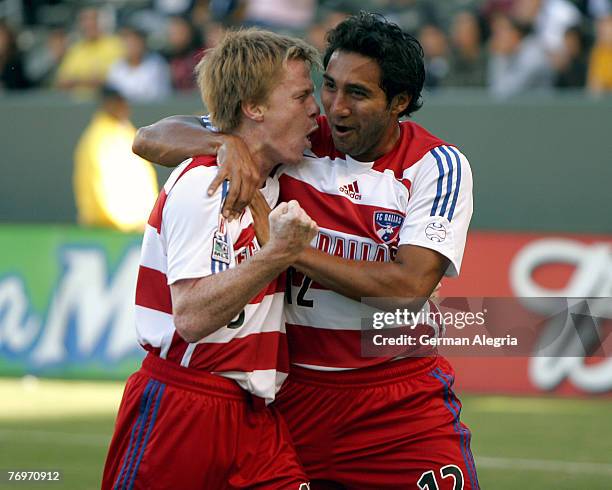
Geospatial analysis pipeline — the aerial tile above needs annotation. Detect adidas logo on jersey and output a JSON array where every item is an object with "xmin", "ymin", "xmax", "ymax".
[{"xmin": 339, "ymin": 181, "xmax": 362, "ymax": 200}]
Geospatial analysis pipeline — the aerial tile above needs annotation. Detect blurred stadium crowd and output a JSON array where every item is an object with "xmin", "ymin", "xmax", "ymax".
[{"xmin": 1, "ymin": 0, "xmax": 611, "ymax": 100}]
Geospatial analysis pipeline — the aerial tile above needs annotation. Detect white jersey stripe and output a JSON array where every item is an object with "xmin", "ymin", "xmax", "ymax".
[
  {"xmin": 180, "ymin": 343, "xmax": 196, "ymax": 367},
  {"xmin": 201, "ymin": 294, "xmax": 286, "ymax": 342},
  {"xmin": 139, "ymin": 224, "xmax": 167, "ymax": 273},
  {"xmin": 135, "ymin": 305, "xmax": 174, "ymax": 346}
]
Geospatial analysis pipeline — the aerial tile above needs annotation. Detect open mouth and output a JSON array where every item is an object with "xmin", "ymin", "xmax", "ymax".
[
  {"xmin": 305, "ymin": 125, "xmax": 319, "ymax": 148},
  {"xmin": 333, "ymin": 124, "xmax": 354, "ymax": 136}
]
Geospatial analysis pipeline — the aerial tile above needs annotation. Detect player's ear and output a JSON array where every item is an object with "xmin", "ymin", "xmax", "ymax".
[
  {"xmin": 390, "ymin": 93, "xmax": 411, "ymax": 116},
  {"xmin": 241, "ymin": 100, "xmax": 265, "ymax": 122}
]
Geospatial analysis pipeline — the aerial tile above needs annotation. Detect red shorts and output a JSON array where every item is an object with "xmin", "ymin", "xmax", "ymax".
[
  {"xmin": 274, "ymin": 356, "xmax": 479, "ymax": 490},
  {"xmin": 102, "ymin": 354, "xmax": 308, "ymax": 490}
]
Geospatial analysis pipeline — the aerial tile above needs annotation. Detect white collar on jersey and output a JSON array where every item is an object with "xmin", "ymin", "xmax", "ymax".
[{"xmin": 345, "ymin": 154, "xmax": 375, "ymax": 172}]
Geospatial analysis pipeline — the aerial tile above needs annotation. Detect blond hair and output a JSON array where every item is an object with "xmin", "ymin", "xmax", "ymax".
[{"xmin": 195, "ymin": 28, "xmax": 321, "ymax": 132}]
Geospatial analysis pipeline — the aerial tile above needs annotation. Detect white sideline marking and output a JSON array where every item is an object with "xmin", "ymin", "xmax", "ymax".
[
  {"xmin": 2, "ymin": 429, "xmax": 612, "ymax": 476},
  {"xmin": 476, "ymin": 456, "xmax": 612, "ymax": 476}
]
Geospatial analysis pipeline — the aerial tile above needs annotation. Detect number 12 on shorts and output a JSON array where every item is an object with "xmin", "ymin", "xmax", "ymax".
[{"xmin": 418, "ymin": 465, "xmax": 464, "ymax": 490}]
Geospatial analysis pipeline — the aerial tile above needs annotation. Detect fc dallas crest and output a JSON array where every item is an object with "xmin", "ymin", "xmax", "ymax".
[{"xmin": 373, "ymin": 211, "xmax": 404, "ymax": 244}]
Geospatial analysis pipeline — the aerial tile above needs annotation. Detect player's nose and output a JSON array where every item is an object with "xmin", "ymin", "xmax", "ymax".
[
  {"xmin": 307, "ymin": 95, "xmax": 320, "ymax": 118},
  {"xmin": 330, "ymin": 92, "xmax": 350, "ymax": 118}
]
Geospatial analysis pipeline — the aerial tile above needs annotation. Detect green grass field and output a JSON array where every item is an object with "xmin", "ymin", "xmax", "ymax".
[{"xmin": 1, "ymin": 378, "xmax": 611, "ymax": 489}]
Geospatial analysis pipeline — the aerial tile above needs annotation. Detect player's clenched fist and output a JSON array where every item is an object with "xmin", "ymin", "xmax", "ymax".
[{"xmin": 268, "ymin": 200, "xmax": 318, "ymax": 256}]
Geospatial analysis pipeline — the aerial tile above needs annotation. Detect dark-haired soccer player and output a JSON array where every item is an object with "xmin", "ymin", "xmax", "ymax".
[{"xmin": 134, "ymin": 13, "xmax": 479, "ymax": 490}]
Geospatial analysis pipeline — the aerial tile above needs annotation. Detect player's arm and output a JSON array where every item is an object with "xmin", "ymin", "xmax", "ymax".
[
  {"xmin": 171, "ymin": 201, "xmax": 317, "ymax": 343},
  {"xmin": 133, "ymin": 115, "xmax": 259, "ymax": 219},
  {"xmin": 295, "ymin": 245, "xmax": 446, "ymax": 307},
  {"xmin": 251, "ymin": 146, "xmax": 472, "ymax": 309}
]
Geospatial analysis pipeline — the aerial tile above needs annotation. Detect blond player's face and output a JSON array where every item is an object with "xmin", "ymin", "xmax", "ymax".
[{"xmin": 261, "ymin": 59, "xmax": 320, "ymax": 165}]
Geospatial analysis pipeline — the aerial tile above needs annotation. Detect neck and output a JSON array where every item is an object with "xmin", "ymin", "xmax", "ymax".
[
  {"xmin": 233, "ymin": 125, "xmax": 273, "ymax": 187},
  {"xmin": 354, "ymin": 120, "xmax": 401, "ymax": 162}
]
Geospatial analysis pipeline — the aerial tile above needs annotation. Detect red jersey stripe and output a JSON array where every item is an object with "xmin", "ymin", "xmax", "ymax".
[
  {"xmin": 165, "ymin": 331, "xmax": 190, "ymax": 364},
  {"xmin": 279, "ymin": 174, "xmax": 405, "ymax": 243},
  {"xmin": 188, "ymin": 331, "xmax": 289, "ymax": 372},
  {"xmin": 136, "ymin": 266, "xmax": 172, "ymax": 314},
  {"xmin": 148, "ymin": 189, "xmax": 168, "ymax": 233},
  {"xmin": 286, "ymin": 323, "xmax": 435, "ymax": 369},
  {"xmin": 234, "ymin": 224, "xmax": 255, "ymax": 250}
]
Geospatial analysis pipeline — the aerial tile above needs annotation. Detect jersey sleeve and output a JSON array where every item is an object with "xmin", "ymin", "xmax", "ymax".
[
  {"xmin": 398, "ymin": 145, "xmax": 473, "ymax": 277},
  {"xmin": 161, "ymin": 166, "xmax": 234, "ymax": 284}
]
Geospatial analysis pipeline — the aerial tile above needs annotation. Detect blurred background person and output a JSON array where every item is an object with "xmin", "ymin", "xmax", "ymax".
[
  {"xmin": 587, "ymin": 14, "xmax": 612, "ymax": 94},
  {"xmin": 513, "ymin": 0, "xmax": 582, "ymax": 57},
  {"xmin": 55, "ymin": 7, "xmax": 123, "ymax": 95},
  {"xmin": 0, "ymin": 21, "xmax": 31, "ymax": 91},
  {"xmin": 202, "ymin": 20, "xmax": 227, "ymax": 49},
  {"xmin": 445, "ymin": 10, "xmax": 489, "ymax": 87},
  {"xmin": 242, "ymin": 0, "xmax": 316, "ymax": 33},
  {"xmin": 584, "ymin": 0, "xmax": 612, "ymax": 18},
  {"xmin": 73, "ymin": 86, "xmax": 158, "ymax": 232},
  {"xmin": 164, "ymin": 15, "xmax": 202, "ymax": 92},
  {"xmin": 25, "ymin": 26, "xmax": 68, "ymax": 87},
  {"xmin": 153, "ymin": 0, "xmax": 196, "ymax": 17},
  {"xmin": 306, "ymin": 3, "xmax": 353, "ymax": 53},
  {"xmin": 419, "ymin": 22, "xmax": 449, "ymax": 89},
  {"xmin": 488, "ymin": 14, "xmax": 553, "ymax": 98},
  {"xmin": 552, "ymin": 26, "xmax": 589, "ymax": 89},
  {"xmin": 377, "ymin": 0, "xmax": 440, "ymax": 36},
  {"xmin": 107, "ymin": 26, "xmax": 171, "ymax": 102}
]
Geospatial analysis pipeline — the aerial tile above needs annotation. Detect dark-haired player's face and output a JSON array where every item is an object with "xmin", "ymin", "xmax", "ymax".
[{"xmin": 321, "ymin": 50, "xmax": 401, "ymax": 161}]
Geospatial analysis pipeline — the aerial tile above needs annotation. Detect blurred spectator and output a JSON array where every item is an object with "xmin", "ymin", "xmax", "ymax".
[
  {"xmin": 419, "ymin": 23, "xmax": 449, "ymax": 89},
  {"xmin": 153, "ymin": 0, "xmax": 196, "ymax": 17},
  {"xmin": 378, "ymin": 0, "xmax": 440, "ymax": 36},
  {"xmin": 587, "ymin": 14, "xmax": 612, "ymax": 93},
  {"xmin": 552, "ymin": 26, "xmax": 589, "ymax": 88},
  {"xmin": 488, "ymin": 15, "xmax": 553, "ymax": 98},
  {"xmin": 586, "ymin": 0, "xmax": 612, "ymax": 18},
  {"xmin": 164, "ymin": 16, "xmax": 202, "ymax": 92},
  {"xmin": 513, "ymin": 0, "xmax": 582, "ymax": 55},
  {"xmin": 73, "ymin": 87, "xmax": 158, "ymax": 232},
  {"xmin": 444, "ymin": 10, "xmax": 488, "ymax": 87},
  {"xmin": 107, "ymin": 27, "xmax": 171, "ymax": 102},
  {"xmin": 55, "ymin": 7, "xmax": 123, "ymax": 95},
  {"xmin": 209, "ymin": 0, "xmax": 243, "ymax": 24},
  {"xmin": 0, "ymin": 21, "xmax": 31, "ymax": 91},
  {"xmin": 25, "ymin": 26, "xmax": 68, "ymax": 87},
  {"xmin": 307, "ymin": 4, "xmax": 353, "ymax": 53},
  {"xmin": 481, "ymin": 0, "xmax": 516, "ymax": 20},
  {"xmin": 203, "ymin": 21, "xmax": 227, "ymax": 49},
  {"xmin": 243, "ymin": 0, "xmax": 316, "ymax": 32}
]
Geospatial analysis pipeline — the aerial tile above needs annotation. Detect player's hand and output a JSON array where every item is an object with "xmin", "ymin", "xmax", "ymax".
[
  {"xmin": 207, "ymin": 135, "xmax": 259, "ymax": 221},
  {"xmin": 268, "ymin": 200, "xmax": 318, "ymax": 257},
  {"xmin": 250, "ymin": 191, "xmax": 272, "ymax": 245}
]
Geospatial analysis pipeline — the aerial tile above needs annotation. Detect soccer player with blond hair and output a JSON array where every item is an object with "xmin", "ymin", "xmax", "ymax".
[{"xmin": 102, "ymin": 29, "xmax": 319, "ymax": 490}]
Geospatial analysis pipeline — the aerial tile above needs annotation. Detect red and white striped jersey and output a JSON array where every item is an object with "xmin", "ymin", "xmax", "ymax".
[
  {"xmin": 135, "ymin": 155, "xmax": 287, "ymax": 403},
  {"xmin": 279, "ymin": 115, "xmax": 473, "ymax": 371}
]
